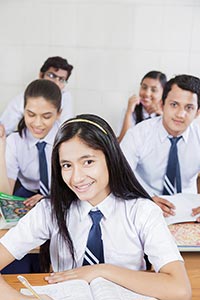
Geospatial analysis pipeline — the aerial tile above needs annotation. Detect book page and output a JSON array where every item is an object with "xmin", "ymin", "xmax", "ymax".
[
  {"xmin": 21, "ymin": 279, "xmax": 93, "ymax": 300},
  {"xmin": 162, "ymin": 193, "xmax": 200, "ymax": 225},
  {"xmin": 90, "ymin": 277, "xmax": 157, "ymax": 300}
]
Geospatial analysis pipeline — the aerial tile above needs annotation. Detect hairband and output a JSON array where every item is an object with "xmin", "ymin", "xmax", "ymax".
[{"xmin": 64, "ymin": 118, "xmax": 107, "ymax": 135}]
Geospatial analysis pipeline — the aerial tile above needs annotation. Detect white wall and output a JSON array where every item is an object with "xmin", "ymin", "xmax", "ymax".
[{"xmin": 0, "ymin": 0, "xmax": 200, "ymax": 132}]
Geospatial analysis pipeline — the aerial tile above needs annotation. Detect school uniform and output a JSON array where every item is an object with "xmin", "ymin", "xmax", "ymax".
[
  {"xmin": 120, "ymin": 116, "xmax": 200, "ymax": 196},
  {"xmin": 0, "ymin": 193, "xmax": 182, "ymax": 272},
  {"xmin": 6, "ymin": 122, "xmax": 59, "ymax": 195},
  {"xmin": 117, "ymin": 106, "xmax": 157, "ymax": 136},
  {"xmin": 0, "ymin": 90, "xmax": 73, "ymax": 135},
  {"xmin": 1, "ymin": 122, "xmax": 59, "ymax": 274}
]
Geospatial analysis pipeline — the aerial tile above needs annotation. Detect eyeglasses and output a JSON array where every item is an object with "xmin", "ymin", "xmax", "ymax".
[{"xmin": 45, "ymin": 72, "xmax": 67, "ymax": 84}]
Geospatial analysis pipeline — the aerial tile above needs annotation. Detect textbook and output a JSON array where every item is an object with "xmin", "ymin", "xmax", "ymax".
[
  {"xmin": 0, "ymin": 192, "xmax": 29, "ymax": 229},
  {"xmin": 21, "ymin": 277, "xmax": 157, "ymax": 300}
]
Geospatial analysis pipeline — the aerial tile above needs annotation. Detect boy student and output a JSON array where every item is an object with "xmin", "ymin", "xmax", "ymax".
[
  {"xmin": 120, "ymin": 74, "xmax": 200, "ymax": 220},
  {"xmin": 0, "ymin": 56, "xmax": 73, "ymax": 135}
]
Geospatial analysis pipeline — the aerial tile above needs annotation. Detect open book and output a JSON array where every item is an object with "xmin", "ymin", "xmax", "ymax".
[
  {"xmin": 21, "ymin": 277, "xmax": 157, "ymax": 300},
  {"xmin": 0, "ymin": 192, "xmax": 29, "ymax": 229},
  {"xmin": 162, "ymin": 193, "xmax": 200, "ymax": 225}
]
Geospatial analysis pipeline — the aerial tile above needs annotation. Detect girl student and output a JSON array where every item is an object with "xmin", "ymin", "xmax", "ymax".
[
  {"xmin": 0, "ymin": 79, "xmax": 61, "ymax": 274},
  {"xmin": 0, "ymin": 114, "xmax": 191, "ymax": 300},
  {"xmin": 118, "ymin": 70, "xmax": 167, "ymax": 142},
  {"xmin": 0, "ymin": 79, "xmax": 61, "ymax": 206}
]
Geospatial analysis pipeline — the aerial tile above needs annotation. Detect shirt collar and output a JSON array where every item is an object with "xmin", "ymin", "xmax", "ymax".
[
  {"xmin": 77, "ymin": 193, "xmax": 116, "ymax": 221},
  {"xmin": 159, "ymin": 117, "xmax": 190, "ymax": 143},
  {"xmin": 24, "ymin": 121, "xmax": 60, "ymax": 148}
]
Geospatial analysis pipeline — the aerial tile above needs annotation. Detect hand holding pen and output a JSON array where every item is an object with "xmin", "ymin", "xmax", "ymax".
[{"xmin": 17, "ymin": 275, "xmax": 53, "ymax": 300}]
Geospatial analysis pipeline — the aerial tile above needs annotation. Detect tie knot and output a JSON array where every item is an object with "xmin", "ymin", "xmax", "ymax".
[
  {"xmin": 169, "ymin": 136, "xmax": 182, "ymax": 145},
  {"xmin": 36, "ymin": 141, "xmax": 47, "ymax": 151},
  {"xmin": 89, "ymin": 210, "xmax": 103, "ymax": 225}
]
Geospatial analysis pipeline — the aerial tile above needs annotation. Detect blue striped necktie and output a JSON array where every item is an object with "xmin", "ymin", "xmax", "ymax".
[
  {"xmin": 36, "ymin": 141, "xmax": 49, "ymax": 196},
  {"xmin": 163, "ymin": 136, "xmax": 182, "ymax": 195},
  {"xmin": 82, "ymin": 210, "xmax": 104, "ymax": 265}
]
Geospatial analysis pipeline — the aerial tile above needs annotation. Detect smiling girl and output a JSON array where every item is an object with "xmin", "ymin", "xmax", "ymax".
[
  {"xmin": 0, "ymin": 79, "xmax": 61, "ymax": 205},
  {"xmin": 118, "ymin": 71, "xmax": 166, "ymax": 142},
  {"xmin": 0, "ymin": 79, "xmax": 61, "ymax": 274},
  {"xmin": 0, "ymin": 114, "xmax": 191, "ymax": 300}
]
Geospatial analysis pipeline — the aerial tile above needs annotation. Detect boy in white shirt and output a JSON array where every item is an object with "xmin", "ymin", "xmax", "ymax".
[
  {"xmin": 0, "ymin": 56, "xmax": 74, "ymax": 135},
  {"xmin": 121, "ymin": 74, "xmax": 200, "ymax": 221}
]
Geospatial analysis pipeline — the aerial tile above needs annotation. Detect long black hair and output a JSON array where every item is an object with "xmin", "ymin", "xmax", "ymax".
[
  {"xmin": 135, "ymin": 70, "xmax": 167, "ymax": 124},
  {"xmin": 50, "ymin": 114, "xmax": 151, "ymax": 266}
]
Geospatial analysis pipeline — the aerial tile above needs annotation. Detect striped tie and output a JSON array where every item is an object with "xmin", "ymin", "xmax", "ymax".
[
  {"xmin": 36, "ymin": 141, "xmax": 49, "ymax": 196},
  {"xmin": 163, "ymin": 136, "xmax": 182, "ymax": 195},
  {"xmin": 82, "ymin": 210, "xmax": 104, "ymax": 265}
]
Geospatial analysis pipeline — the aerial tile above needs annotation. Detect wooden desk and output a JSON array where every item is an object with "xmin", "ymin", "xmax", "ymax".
[
  {"xmin": 182, "ymin": 252, "xmax": 200, "ymax": 300},
  {"xmin": 2, "ymin": 273, "xmax": 48, "ymax": 291},
  {"xmin": 0, "ymin": 229, "xmax": 8, "ymax": 238},
  {"xmin": 2, "ymin": 253, "xmax": 200, "ymax": 300}
]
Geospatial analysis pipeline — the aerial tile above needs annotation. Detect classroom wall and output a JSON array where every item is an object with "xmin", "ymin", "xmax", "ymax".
[{"xmin": 0, "ymin": 0, "xmax": 200, "ymax": 133}]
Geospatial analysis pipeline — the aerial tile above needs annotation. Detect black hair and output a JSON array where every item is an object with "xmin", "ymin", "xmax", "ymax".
[
  {"xmin": 162, "ymin": 74, "xmax": 200, "ymax": 108},
  {"xmin": 50, "ymin": 114, "xmax": 151, "ymax": 267},
  {"xmin": 17, "ymin": 79, "xmax": 61, "ymax": 137},
  {"xmin": 40, "ymin": 56, "xmax": 73, "ymax": 80},
  {"xmin": 135, "ymin": 71, "xmax": 167, "ymax": 124}
]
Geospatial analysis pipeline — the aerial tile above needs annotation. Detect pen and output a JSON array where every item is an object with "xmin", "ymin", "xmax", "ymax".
[{"xmin": 17, "ymin": 275, "xmax": 42, "ymax": 299}]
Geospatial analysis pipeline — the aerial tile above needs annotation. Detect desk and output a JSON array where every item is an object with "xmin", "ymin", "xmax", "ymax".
[
  {"xmin": 0, "ymin": 229, "xmax": 8, "ymax": 238},
  {"xmin": 2, "ymin": 253, "xmax": 200, "ymax": 300},
  {"xmin": 182, "ymin": 252, "xmax": 200, "ymax": 300},
  {"xmin": 2, "ymin": 273, "xmax": 48, "ymax": 291}
]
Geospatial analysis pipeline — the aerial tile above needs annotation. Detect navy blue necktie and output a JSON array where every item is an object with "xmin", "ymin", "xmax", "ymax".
[
  {"xmin": 36, "ymin": 142, "xmax": 49, "ymax": 196},
  {"xmin": 163, "ymin": 136, "xmax": 182, "ymax": 195},
  {"xmin": 82, "ymin": 210, "xmax": 104, "ymax": 265}
]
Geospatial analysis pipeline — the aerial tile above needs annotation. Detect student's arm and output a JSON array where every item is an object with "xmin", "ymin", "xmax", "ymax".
[
  {"xmin": 0, "ymin": 245, "xmax": 52, "ymax": 300},
  {"xmin": 45, "ymin": 261, "xmax": 191, "ymax": 300},
  {"xmin": 118, "ymin": 95, "xmax": 140, "ymax": 143},
  {"xmin": 0, "ymin": 94, "xmax": 24, "ymax": 136},
  {"xmin": 152, "ymin": 195, "xmax": 176, "ymax": 217},
  {"xmin": 0, "ymin": 125, "xmax": 15, "ymax": 194},
  {"xmin": 192, "ymin": 206, "xmax": 200, "ymax": 222},
  {"xmin": 23, "ymin": 194, "xmax": 44, "ymax": 207}
]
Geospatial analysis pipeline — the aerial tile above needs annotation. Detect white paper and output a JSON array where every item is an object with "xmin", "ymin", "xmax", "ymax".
[
  {"xmin": 21, "ymin": 277, "xmax": 157, "ymax": 300},
  {"xmin": 91, "ymin": 277, "xmax": 156, "ymax": 300},
  {"xmin": 162, "ymin": 193, "xmax": 200, "ymax": 225}
]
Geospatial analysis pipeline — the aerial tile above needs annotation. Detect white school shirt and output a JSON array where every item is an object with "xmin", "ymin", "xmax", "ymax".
[
  {"xmin": 5, "ymin": 122, "xmax": 59, "ymax": 192},
  {"xmin": 117, "ymin": 106, "xmax": 157, "ymax": 136},
  {"xmin": 0, "ymin": 193, "xmax": 182, "ymax": 272},
  {"xmin": 120, "ymin": 116, "xmax": 200, "ymax": 197},
  {"xmin": 0, "ymin": 90, "xmax": 73, "ymax": 135}
]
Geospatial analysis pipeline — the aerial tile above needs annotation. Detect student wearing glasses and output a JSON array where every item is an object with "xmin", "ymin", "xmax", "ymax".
[{"xmin": 0, "ymin": 56, "xmax": 73, "ymax": 136}]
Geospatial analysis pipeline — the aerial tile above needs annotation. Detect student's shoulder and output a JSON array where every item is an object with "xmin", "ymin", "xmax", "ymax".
[
  {"xmin": 8, "ymin": 92, "xmax": 24, "ymax": 104},
  {"xmin": 190, "ymin": 118, "xmax": 200, "ymax": 138},
  {"xmin": 129, "ymin": 116, "xmax": 161, "ymax": 134},
  {"xmin": 126, "ymin": 197, "xmax": 163, "ymax": 223},
  {"xmin": 125, "ymin": 116, "xmax": 161, "ymax": 143}
]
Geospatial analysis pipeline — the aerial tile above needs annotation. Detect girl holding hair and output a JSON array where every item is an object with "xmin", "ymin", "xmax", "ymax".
[
  {"xmin": 0, "ymin": 114, "xmax": 191, "ymax": 300},
  {"xmin": 118, "ymin": 71, "xmax": 167, "ymax": 142}
]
